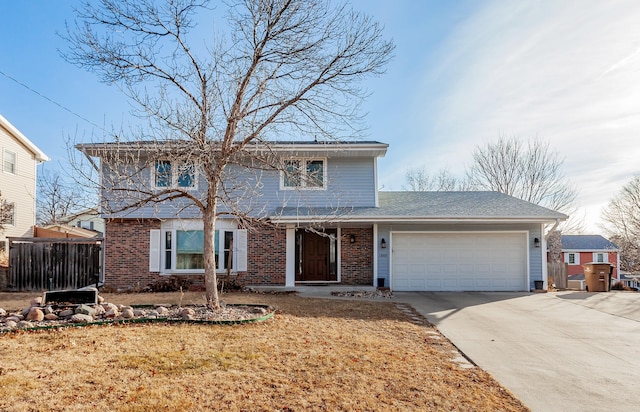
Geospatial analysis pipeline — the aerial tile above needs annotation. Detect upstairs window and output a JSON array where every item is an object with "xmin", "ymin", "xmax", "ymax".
[
  {"xmin": 565, "ymin": 252, "xmax": 580, "ymax": 265},
  {"xmin": 282, "ymin": 158, "xmax": 326, "ymax": 189},
  {"xmin": 153, "ymin": 160, "xmax": 196, "ymax": 189},
  {"xmin": 593, "ymin": 252, "xmax": 608, "ymax": 263},
  {"xmin": 3, "ymin": 150, "xmax": 16, "ymax": 174}
]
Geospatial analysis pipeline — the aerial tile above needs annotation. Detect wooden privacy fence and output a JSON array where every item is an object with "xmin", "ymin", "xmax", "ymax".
[
  {"xmin": 547, "ymin": 261, "xmax": 568, "ymax": 289},
  {"xmin": 7, "ymin": 237, "xmax": 103, "ymax": 291}
]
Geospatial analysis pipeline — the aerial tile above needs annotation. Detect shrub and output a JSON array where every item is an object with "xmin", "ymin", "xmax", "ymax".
[{"xmin": 145, "ymin": 276, "xmax": 193, "ymax": 292}]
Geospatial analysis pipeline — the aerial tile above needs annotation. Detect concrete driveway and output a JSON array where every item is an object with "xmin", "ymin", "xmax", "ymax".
[{"xmin": 396, "ymin": 291, "xmax": 640, "ymax": 412}]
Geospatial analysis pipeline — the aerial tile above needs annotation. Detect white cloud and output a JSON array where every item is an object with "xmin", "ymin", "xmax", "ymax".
[{"xmin": 381, "ymin": 0, "xmax": 640, "ymax": 233}]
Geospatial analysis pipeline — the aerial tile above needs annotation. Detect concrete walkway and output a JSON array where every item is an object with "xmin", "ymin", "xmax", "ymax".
[{"xmin": 395, "ymin": 291, "xmax": 640, "ymax": 412}]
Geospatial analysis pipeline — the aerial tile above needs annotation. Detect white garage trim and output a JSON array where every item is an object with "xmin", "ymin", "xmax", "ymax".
[{"xmin": 390, "ymin": 231, "xmax": 530, "ymax": 292}]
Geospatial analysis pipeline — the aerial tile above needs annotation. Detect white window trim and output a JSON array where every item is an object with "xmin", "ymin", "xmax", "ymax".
[
  {"xmin": 280, "ymin": 157, "xmax": 327, "ymax": 190},
  {"xmin": 565, "ymin": 252, "xmax": 580, "ymax": 265},
  {"xmin": 151, "ymin": 159, "xmax": 198, "ymax": 190},
  {"xmin": 593, "ymin": 252, "xmax": 608, "ymax": 263},
  {"xmin": 155, "ymin": 219, "xmax": 245, "ymax": 274},
  {"xmin": 3, "ymin": 149, "xmax": 16, "ymax": 175}
]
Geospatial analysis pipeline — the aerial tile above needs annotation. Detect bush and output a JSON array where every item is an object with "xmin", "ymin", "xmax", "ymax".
[{"xmin": 145, "ymin": 276, "xmax": 193, "ymax": 292}]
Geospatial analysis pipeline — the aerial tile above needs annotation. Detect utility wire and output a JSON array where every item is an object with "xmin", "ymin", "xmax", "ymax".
[{"xmin": 0, "ymin": 68, "xmax": 112, "ymax": 135}]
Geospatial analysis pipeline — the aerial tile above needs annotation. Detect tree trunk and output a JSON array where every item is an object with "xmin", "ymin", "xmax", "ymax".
[{"xmin": 203, "ymin": 198, "xmax": 219, "ymax": 309}]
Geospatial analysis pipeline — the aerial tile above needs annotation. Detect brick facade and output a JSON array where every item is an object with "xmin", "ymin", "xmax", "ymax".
[
  {"xmin": 104, "ymin": 219, "xmax": 372, "ymax": 289},
  {"xmin": 340, "ymin": 227, "xmax": 374, "ymax": 285},
  {"xmin": 104, "ymin": 218, "xmax": 161, "ymax": 290},
  {"xmin": 246, "ymin": 228, "xmax": 287, "ymax": 285}
]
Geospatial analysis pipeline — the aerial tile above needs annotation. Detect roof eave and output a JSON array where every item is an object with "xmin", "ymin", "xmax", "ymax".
[
  {"xmin": 0, "ymin": 114, "xmax": 50, "ymax": 162},
  {"xmin": 271, "ymin": 215, "xmax": 566, "ymax": 224}
]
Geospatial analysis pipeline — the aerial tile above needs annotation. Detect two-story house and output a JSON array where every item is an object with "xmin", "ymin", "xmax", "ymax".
[
  {"xmin": 77, "ymin": 140, "xmax": 566, "ymax": 292},
  {"xmin": 556, "ymin": 235, "xmax": 620, "ymax": 289},
  {"xmin": 58, "ymin": 207, "xmax": 105, "ymax": 234},
  {"xmin": 0, "ymin": 114, "xmax": 49, "ymax": 254}
]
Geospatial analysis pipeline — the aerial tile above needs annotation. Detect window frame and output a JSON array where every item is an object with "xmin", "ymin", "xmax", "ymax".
[
  {"xmin": 565, "ymin": 252, "xmax": 580, "ymax": 266},
  {"xmin": 593, "ymin": 252, "xmax": 608, "ymax": 263},
  {"xmin": 280, "ymin": 158, "xmax": 327, "ymax": 190},
  {"xmin": 160, "ymin": 220, "xmax": 239, "ymax": 274},
  {"xmin": 3, "ymin": 149, "xmax": 16, "ymax": 174},
  {"xmin": 152, "ymin": 159, "xmax": 198, "ymax": 190}
]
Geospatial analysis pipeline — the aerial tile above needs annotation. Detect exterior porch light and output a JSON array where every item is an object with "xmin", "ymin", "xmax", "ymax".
[
  {"xmin": 534, "ymin": 237, "xmax": 541, "ymax": 248},
  {"xmin": 350, "ymin": 234, "xmax": 356, "ymax": 243},
  {"xmin": 380, "ymin": 238, "xmax": 387, "ymax": 249}
]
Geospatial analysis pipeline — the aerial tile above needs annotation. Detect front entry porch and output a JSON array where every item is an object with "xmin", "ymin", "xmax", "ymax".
[{"xmin": 295, "ymin": 229, "xmax": 338, "ymax": 282}]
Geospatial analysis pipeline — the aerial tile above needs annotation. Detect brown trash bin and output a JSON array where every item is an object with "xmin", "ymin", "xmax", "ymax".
[{"xmin": 583, "ymin": 263, "xmax": 614, "ymax": 292}]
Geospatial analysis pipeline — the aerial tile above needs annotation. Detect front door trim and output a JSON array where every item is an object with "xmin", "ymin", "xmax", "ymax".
[{"xmin": 294, "ymin": 227, "xmax": 341, "ymax": 283}]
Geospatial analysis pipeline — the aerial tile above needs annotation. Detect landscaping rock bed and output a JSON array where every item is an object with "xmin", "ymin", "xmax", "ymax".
[
  {"xmin": 331, "ymin": 289, "xmax": 394, "ymax": 298},
  {"xmin": 0, "ymin": 294, "xmax": 274, "ymax": 333}
]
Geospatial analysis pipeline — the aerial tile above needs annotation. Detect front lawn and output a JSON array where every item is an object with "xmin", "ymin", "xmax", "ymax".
[{"xmin": 0, "ymin": 292, "xmax": 527, "ymax": 411}]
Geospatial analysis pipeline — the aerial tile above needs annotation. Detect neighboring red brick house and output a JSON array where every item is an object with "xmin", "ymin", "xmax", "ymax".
[{"xmin": 548, "ymin": 235, "xmax": 620, "ymax": 289}]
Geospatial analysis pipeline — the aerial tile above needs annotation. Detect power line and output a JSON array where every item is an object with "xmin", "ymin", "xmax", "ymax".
[{"xmin": 0, "ymin": 68, "xmax": 111, "ymax": 134}]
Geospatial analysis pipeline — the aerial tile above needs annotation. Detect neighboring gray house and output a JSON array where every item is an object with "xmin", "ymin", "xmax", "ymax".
[{"xmin": 77, "ymin": 141, "xmax": 567, "ymax": 291}]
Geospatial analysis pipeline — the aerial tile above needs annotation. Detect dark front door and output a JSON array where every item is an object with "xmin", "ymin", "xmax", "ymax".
[{"xmin": 296, "ymin": 229, "xmax": 338, "ymax": 282}]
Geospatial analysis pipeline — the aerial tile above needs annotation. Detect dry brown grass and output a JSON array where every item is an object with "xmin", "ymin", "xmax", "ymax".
[{"xmin": 0, "ymin": 292, "xmax": 528, "ymax": 411}]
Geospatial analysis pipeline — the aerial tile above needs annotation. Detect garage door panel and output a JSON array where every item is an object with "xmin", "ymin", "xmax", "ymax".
[{"xmin": 392, "ymin": 233, "xmax": 527, "ymax": 291}]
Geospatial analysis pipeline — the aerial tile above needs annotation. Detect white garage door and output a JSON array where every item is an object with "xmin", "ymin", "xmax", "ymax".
[{"xmin": 392, "ymin": 233, "xmax": 527, "ymax": 291}]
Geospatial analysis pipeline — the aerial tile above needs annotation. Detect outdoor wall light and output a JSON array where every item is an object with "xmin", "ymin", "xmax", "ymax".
[
  {"xmin": 350, "ymin": 234, "xmax": 356, "ymax": 243},
  {"xmin": 381, "ymin": 238, "xmax": 387, "ymax": 249},
  {"xmin": 534, "ymin": 237, "xmax": 541, "ymax": 248}
]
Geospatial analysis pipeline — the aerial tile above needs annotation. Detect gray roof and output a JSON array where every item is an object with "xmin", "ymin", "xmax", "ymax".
[
  {"xmin": 561, "ymin": 235, "xmax": 619, "ymax": 251},
  {"xmin": 273, "ymin": 191, "xmax": 568, "ymax": 223}
]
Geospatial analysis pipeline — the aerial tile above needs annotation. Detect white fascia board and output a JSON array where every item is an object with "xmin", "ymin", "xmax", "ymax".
[
  {"xmin": 271, "ymin": 216, "xmax": 564, "ymax": 225},
  {"xmin": 562, "ymin": 248, "xmax": 621, "ymax": 253},
  {"xmin": 0, "ymin": 114, "xmax": 50, "ymax": 162}
]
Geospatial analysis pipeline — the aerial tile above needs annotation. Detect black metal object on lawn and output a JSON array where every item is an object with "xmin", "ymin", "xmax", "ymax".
[{"xmin": 43, "ymin": 289, "xmax": 98, "ymax": 306}]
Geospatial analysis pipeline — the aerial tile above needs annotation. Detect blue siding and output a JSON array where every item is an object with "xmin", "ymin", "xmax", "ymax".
[{"xmin": 101, "ymin": 156, "xmax": 377, "ymax": 218}]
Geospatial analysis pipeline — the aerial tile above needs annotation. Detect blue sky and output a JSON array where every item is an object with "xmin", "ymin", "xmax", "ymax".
[{"xmin": 2, "ymin": 0, "xmax": 639, "ymax": 233}]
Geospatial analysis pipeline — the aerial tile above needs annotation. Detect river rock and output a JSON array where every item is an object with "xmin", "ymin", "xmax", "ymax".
[
  {"xmin": 104, "ymin": 309, "xmax": 118, "ymax": 318},
  {"xmin": 17, "ymin": 320, "xmax": 34, "ymax": 329},
  {"xmin": 94, "ymin": 305, "xmax": 106, "ymax": 316},
  {"xmin": 26, "ymin": 307, "xmax": 44, "ymax": 321},
  {"xmin": 75, "ymin": 304, "xmax": 96, "ymax": 317},
  {"xmin": 121, "ymin": 308, "xmax": 134, "ymax": 319},
  {"xmin": 70, "ymin": 314, "xmax": 93, "ymax": 323},
  {"xmin": 180, "ymin": 308, "xmax": 195, "ymax": 320},
  {"xmin": 44, "ymin": 313, "xmax": 59, "ymax": 321},
  {"xmin": 59, "ymin": 309, "xmax": 75, "ymax": 318}
]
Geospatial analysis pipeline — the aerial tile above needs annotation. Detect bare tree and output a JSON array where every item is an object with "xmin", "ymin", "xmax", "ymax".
[
  {"xmin": 402, "ymin": 167, "xmax": 466, "ymax": 191},
  {"xmin": 0, "ymin": 191, "xmax": 14, "ymax": 234},
  {"xmin": 65, "ymin": 0, "xmax": 393, "ymax": 308},
  {"xmin": 601, "ymin": 176, "xmax": 640, "ymax": 273},
  {"xmin": 466, "ymin": 136, "xmax": 582, "ymax": 234},
  {"xmin": 36, "ymin": 171, "xmax": 92, "ymax": 225}
]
